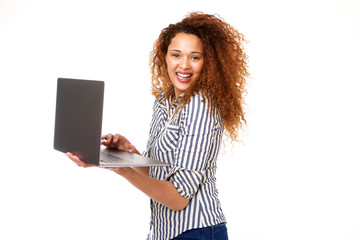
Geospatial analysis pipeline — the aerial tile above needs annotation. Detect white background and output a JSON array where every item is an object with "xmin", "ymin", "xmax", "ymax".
[{"xmin": 1, "ymin": 0, "xmax": 359, "ymax": 239}]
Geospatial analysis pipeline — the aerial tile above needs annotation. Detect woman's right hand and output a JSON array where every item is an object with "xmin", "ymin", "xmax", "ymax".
[{"xmin": 101, "ymin": 134, "xmax": 136, "ymax": 152}]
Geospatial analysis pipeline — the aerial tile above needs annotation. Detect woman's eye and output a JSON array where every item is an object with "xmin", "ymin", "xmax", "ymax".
[{"xmin": 172, "ymin": 54, "xmax": 180, "ymax": 58}]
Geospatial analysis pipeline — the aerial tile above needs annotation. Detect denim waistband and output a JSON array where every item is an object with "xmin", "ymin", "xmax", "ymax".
[{"xmin": 172, "ymin": 223, "xmax": 228, "ymax": 240}]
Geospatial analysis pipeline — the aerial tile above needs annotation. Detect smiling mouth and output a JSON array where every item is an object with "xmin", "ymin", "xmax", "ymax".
[{"xmin": 176, "ymin": 72, "xmax": 193, "ymax": 81}]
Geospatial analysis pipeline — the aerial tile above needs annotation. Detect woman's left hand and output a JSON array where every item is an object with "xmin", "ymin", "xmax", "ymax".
[
  {"xmin": 66, "ymin": 152, "xmax": 130, "ymax": 175},
  {"xmin": 65, "ymin": 152, "xmax": 97, "ymax": 168}
]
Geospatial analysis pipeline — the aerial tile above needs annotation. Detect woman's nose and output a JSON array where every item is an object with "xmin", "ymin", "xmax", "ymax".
[{"xmin": 179, "ymin": 58, "xmax": 190, "ymax": 69}]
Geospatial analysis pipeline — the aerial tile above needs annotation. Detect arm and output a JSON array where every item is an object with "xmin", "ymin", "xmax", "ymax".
[
  {"xmin": 132, "ymin": 167, "xmax": 150, "ymax": 177},
  {"xmin": 114, "ymin": 167, "xmax": 189, "ymax": 211},
  {"xmin": 102, "ymin": 134, "xmax": 186, "ymax": 208},
  {"xmin": 67, "ymin": 134, "xmax": 187, "ymax": 211},
  {"xmin": 66, "ymin": 152, "xmax": 188, "ymax": 211},
  {"xmin": 127, "ymin": 148, "xmax": 149, "ymax": 176}
]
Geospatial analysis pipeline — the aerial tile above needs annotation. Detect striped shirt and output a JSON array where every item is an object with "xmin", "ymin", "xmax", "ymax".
[{"xmin": 143, "ymin": 92, "xmax": 226, "ymax": 240}]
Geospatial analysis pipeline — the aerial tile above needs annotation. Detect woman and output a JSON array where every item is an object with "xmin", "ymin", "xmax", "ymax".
[{"xmin": 67, "ymin": 12, "xmax": 249, "ymax": 240}]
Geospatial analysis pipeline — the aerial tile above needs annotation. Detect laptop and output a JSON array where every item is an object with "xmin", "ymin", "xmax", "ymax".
[{"xmin": 54, "ymin": 78, "xmax": 168, "ymax": 167}]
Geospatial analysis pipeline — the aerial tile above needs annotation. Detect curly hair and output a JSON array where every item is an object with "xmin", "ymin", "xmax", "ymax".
[{"xmin": 149, "ymin": 12, "xmax": 249, "ymax": 142}]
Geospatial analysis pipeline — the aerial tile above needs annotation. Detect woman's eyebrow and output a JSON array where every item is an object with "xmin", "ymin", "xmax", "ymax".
[{"xmin": 169, "ymin": 49, "xmax": 203, "ymax": 55}]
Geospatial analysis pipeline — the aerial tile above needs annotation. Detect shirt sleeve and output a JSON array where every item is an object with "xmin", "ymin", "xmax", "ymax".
[{"xmin": 166, "ymin": 94, "xmax": 220, "ymax": 200}]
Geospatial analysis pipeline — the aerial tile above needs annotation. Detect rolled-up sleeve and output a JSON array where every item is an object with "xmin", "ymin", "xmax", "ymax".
[{"xmin": 166, "ymin": 94, "xmax": 218, "ymax": 200}]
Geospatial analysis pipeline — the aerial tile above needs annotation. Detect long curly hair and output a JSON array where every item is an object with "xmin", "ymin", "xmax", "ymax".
[{"xmin": 149, "ymin": 12, "xmax": 249, "ymax": 142}]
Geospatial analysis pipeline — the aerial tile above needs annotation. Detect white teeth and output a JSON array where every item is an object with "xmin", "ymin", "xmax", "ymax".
[{"xmin": 177, "ymin": 73, "xmax": 192, "ymax": 78}]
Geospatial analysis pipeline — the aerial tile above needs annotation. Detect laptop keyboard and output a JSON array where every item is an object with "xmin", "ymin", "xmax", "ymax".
[{"xmin": 100, "ymin": 151, "xmax": 123, "ymax": 163}]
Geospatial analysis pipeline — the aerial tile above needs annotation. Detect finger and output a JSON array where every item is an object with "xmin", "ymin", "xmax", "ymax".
[
  {"xmin": 101, "ymin": 134, "xmax": 113, "ymax": 146},
  {"xmin": 66, "ymin": 152, "xmax": 89, "ymax": 167},
  {"xmin": 128, "ymin": 144, "xmax": 135, "ymax": 152},
  {"xmin": 101, "ymin": 135, "xmax": 110, "ymax": 146},
  {"xmin": 73, "ymin": 157, "xmax": 95, "ymax": 168},
  {"xmin": 112, "ymin": 134, "xmax": 130, "ymax": 150},
  {"xmin": 113, "ymin": 134, "xmax": 121, "ymax": 144},
  {"xmin": 124, "ymin": 141, "xmax": 133, "ymax": 151},
  {"xmin": 66, "ymin": 152, "xmax": 79, "ymax": 161},
  {"xmin": 106, "ymin": 134, "xmax": 114, "ymax": 144},
  {"xmin": 117, "ymin": 135, "xmax": 130, "ymax": 147},
  {"xmin": 66, "ymin": 153, "xmax": 81, "ymax": 165}
]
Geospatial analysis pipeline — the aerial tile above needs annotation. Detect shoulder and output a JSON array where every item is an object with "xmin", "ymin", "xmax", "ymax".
[
  {"xmin": 182, "ymin": 92, "xmax": 215, "ymax": 117},
  {"xmin": 152, "ymin": 92, "xmax": 166, "ymax": 110},
  {"xmin": 180, "ymin": 92, "xmax": 222, "ymax": 127},
  {"xmin": 182, "ymin": 92, "xmax": 208, "ymax": 109},
  {"xmin": 154, "ymin": 92, "xmax": 166, "ymax": 104}
]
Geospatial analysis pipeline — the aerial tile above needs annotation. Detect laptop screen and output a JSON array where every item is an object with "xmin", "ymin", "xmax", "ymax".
[{"xmin": 54, "ymin": 78, "xmax": 104, "ymax": 165}]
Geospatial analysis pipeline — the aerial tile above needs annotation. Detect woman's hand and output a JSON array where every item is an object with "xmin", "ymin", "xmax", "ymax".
[
  {"xmin": 65, "ymin": 152, "xmax": 96, "ymax": 168},
  {"xmin": 65, "ymin": 133, "xmax": 140, "ymax": 175},
  {"xmin": 101, "ymin": 134, "xmax": 136, "ymax": 152},
  {"xmin": 66, "ymin": 151, "xmax": 129, "ymax": 175},
  {"xmin": 65, "ymin": 134, "xmax": 187, "ymax": 210}
]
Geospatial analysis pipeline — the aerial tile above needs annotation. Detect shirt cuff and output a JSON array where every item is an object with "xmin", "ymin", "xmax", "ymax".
[{"xmin": 166, "ymin": 166, "xmax": 204, "ymax": 200}]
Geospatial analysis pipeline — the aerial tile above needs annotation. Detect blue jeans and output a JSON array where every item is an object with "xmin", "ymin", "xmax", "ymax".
[{"xmin": 172, "ymin": 223, "xmax": 228, "ymax": 240}]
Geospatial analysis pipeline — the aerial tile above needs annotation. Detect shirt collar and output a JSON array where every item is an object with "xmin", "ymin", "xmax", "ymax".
[{"xmin": 158, "ymin": 92, "xmax": 184, "ymax": 110}]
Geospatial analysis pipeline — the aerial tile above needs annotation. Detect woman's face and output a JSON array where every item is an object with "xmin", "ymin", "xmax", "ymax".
[{"xmin": 165, "ymin": 32, "xmax": 204, "ymax": 98}]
